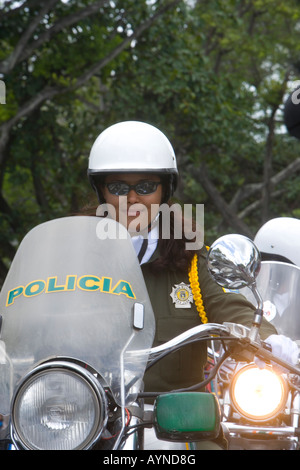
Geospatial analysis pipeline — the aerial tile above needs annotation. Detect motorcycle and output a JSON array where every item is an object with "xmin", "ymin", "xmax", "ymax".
[
  {"xmin": 0, "ymin": 217, "xmax": 298, "ymax": 450},
  {"xmin": 206, "ymin": 234, "xmax": 300, "ymax": 450},
  {"xmin": 0, "ymin": 216, "xmax": 221, "ymax": 450}
]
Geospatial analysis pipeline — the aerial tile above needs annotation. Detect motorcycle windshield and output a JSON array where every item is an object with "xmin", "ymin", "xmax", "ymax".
[
  {"xmin": 241, "ymin": 261, "xmax": 300, "ymax": 343},
  {"xmin": 0, "ymin": 216, "xmax": 155, "ymax": 414}
]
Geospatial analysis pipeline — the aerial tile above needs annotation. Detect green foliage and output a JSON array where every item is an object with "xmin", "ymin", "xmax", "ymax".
[{"xmin": 0, "ymin": 0, "xmax": 300, "ymax": 284}]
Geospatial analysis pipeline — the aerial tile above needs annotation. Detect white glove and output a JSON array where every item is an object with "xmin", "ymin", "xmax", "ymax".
[{"xmin": 265, "ymin": 334, "xmax": 299, "ymax": 365}]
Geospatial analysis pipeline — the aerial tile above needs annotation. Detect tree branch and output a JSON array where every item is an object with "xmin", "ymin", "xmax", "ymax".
[
  {"xmin": 230, "ymin": 158, "xmax": 300, "ymax": 211},
  {"xmin": 193, "ymin": 162, "xmax": 254, "ymax": 237},
  {"xmin": 235, "ymin": 157, "xmax": 300, "ymax": 220},
  {"xmin": 0, "ymin": 85, "xmax": 59, "ymax": 166},
  {"xmin": 0, "ymin": 0, "xmax": 182, "ymax": 166},
  {"xmin": 0, "ymin": 0, "xmax": 181, "ymax": 75},
  {"xmin": 73, "ymin": 0, "xmax": 182, "ymax": 88},
  {"xmin": 0, "ymin": 0, "xmax": 59, "ymax": 74},
  {"xmin": 2, "ymin": 0, "xmax": 108, "ymax": 73},
  {"xmin": 238, "ymin": 189, "xmax": 284, "ymax": 219},
  {"xmin": 0, "ymin": 0, "xmax": 42, "ymax": 20}
]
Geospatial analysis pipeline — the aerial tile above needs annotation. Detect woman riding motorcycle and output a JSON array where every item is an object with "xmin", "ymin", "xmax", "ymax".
[{"xmin": 86, "ymin": 121, "xmax": 298, "ymax": 447}]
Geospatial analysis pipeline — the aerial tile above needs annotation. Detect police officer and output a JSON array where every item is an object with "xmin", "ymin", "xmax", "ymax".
[
  {"xmin": 254, "ymin": 217, "xmax": 300, "ymax": 266},
  {"xmin": 87, "ymin": 121, "xmax": 297, "ymax": 448},
  {"xmin": 254, "ymin": 217, "xmax": 300, "ymax": 354}
]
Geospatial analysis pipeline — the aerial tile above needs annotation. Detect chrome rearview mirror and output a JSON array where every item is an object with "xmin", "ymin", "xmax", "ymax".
[
  {"xmin": 206, "ymin": 234, "xmax": 261, "ymax": 290},
  {"xmin": 207, "ymin": 234, "xmax": 263, "ymax": 341}
]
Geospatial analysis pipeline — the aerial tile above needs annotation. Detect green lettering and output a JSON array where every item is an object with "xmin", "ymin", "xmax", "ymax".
[
  {"xmin": 112, "ymin": 280, "xmax": 135, "ymax": 299},
  {"xmin": 24, "ymin": 280, "xmax": 45, "ymax": 297},
  {"xmin": 78, "ymin": 276, "xmax": 100, "ymax": 291},
  {"xmin": 66, "ymin": 275, "xmax": 77, "ymax": 290},
  {"xmin": 46, "ymin": 277, "xmax": 65, "ymax": 292},
  {"xmin": 6, "ymin": 286, "xmax": 24, "ymax": 306},
  {"xmin": 102, "ymin": 277, "xmax": 112, "ymax": 293}
]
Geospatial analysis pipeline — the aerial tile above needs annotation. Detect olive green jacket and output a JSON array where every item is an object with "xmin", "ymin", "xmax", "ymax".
[{"xmin": 141, "ymin": 246, "xmax": 276, "ymax": 395}]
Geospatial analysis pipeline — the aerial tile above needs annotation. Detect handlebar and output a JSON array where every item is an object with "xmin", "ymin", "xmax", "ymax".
[{"xmin": 129, "ymin": 322, "xmax": 300, "ymax": 377}]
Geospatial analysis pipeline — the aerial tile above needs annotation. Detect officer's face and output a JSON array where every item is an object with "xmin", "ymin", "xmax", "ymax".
[{"xmin": 102, "ymin": 173, "xmax": 163, "ymax": 233}]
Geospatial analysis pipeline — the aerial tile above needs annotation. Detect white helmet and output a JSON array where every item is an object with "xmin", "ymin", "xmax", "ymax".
[
  {"xmin": 88, "ymin": 121, "xmax": 178, "ymax": 203},
  {"xmin": 254, "ymin": 217, "xmax": 300, "ymax": 266}
]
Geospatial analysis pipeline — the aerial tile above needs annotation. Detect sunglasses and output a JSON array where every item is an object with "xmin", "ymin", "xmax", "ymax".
[{"xmin": 105, "ymin": 180, "xmax": 162, "ymax": 196}]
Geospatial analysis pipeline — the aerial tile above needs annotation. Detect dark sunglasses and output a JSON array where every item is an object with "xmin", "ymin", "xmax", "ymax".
[{"xmin": 105, "ymin": 181, "xmax": 162, "ymax": 196}]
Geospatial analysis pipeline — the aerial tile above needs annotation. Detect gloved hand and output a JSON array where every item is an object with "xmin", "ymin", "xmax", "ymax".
[{"xmin": 264, "ymin": 334, "xmax": 299, "ymax": 365}]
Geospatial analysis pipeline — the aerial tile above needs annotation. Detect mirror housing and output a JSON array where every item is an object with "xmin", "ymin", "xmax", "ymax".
[
  {"xmin": 207, "ymin": 234, "xmax": 264, "ymax": 341},
  {"xmin": 153, "ymin": 392, "xmax": 221, "ymax": 442},
  {"xmin": 207, "ymin": 234, "xmax": 261, "ymax": 290}
]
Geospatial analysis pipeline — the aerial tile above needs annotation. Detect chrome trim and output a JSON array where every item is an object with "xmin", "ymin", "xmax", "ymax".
[
  {"xmin": 224, "ymin": 422, "xmax": 299, "ymax": 437},
  {"xmin": 127, "ymin": 324, "xmax": 230, "ymax": 362},
  {"xmin": 10, "ymin": 360, "xmax": 108, "ymax": 450},
  {"xmin": 229, "ymin": 363, "xmax": 287, "ymax": 423}
]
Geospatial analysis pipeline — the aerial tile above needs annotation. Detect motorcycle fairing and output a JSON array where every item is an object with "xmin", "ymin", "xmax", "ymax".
[
  {"xmin": 241, "ymin": 260, "xmax": 300, "ymax": 342},
  {"xmin": 0, "ymin": 216, "xmax": 155, "ymax": 413}
]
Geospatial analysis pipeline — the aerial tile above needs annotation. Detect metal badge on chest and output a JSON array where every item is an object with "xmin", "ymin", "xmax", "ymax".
[{"xmin": 170, "ymin": 282, "xmax": 194, "ymax": 309}]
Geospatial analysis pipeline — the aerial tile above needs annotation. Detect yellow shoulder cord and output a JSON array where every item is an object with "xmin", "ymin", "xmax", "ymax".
[{"xmin": 188, "ymin": 253, "xmax": 208, "ymax": 324}]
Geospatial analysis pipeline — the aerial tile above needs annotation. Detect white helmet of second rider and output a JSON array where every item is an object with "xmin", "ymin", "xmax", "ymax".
[
  {"xmin": 254, "ymin": 217, "xmax": 300, "ymax": 267},
  {"xmin": 88, "ymin": 121, "xmax": 178, "ymax": 203}
]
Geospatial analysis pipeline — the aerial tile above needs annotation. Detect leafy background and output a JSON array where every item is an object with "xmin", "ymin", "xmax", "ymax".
[{"xmin": 0, "ymin": 0, "xmax": 300, "ymax": 286}]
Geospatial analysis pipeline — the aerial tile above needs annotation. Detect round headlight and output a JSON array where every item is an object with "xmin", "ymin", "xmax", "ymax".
[
  {"xmin": 230, "ymin": 364, "xmax": 287, "ymax": 422},
  {"xmin": 11, "ymin": 362, "xmax": 107, "ymax": 450}
]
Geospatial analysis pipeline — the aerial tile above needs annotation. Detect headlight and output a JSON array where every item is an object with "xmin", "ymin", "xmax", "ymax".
[
  {"xmin": 230, "ymin": 364, "xmax": 287, "ymax": 422},
  {"xmin": 11, "ymin": 361, "xmax": 108, "ymax": 450}
]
